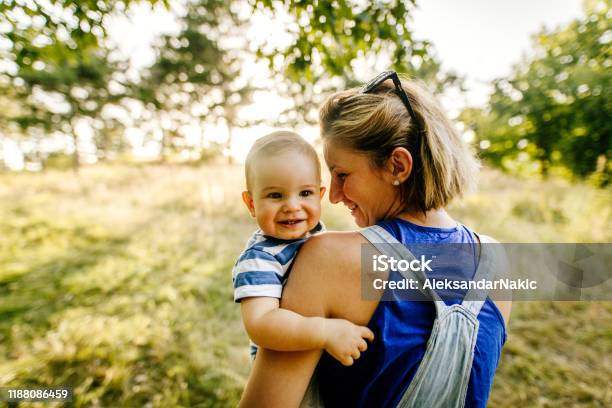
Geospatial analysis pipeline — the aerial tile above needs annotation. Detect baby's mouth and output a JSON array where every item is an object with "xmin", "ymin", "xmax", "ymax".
[{"xmin": 278, "ymin": 219, "xmax": 305, "ymax": 226}]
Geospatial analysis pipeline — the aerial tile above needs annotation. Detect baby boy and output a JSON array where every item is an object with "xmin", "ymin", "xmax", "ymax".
[{"xmin": 233, "ymin": 131, "xmax": 373, "ymax": 365}]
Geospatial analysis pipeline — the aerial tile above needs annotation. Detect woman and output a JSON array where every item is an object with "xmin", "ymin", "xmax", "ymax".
[{"xmin": 239, "ymin": 72, "xmax": 511, "ymax": 407}]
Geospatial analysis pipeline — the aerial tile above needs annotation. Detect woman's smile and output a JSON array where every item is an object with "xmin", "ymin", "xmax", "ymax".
[
  {"xmin": 325, "ymin": 142, "xmax": 400, "ymax": 227},
  {"xmin": 346, "ymin": 203, "xmax": 358, "ymax": 215}
]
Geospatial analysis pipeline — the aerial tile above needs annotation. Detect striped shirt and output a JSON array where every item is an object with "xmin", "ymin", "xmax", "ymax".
[
  {"xmin": 232, "ymin": 222, "xmax": 325, "ymax": 303},
  {"xmin": 233, "ymin": 222, "xmax": 325, "ymax": 357}
]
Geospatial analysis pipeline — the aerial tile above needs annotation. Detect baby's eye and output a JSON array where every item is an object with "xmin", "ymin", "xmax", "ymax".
[
  {"xmin": 300, "ymin": 190, "xmax": 314, "ymax": 197},
  {"xmin": 266, "ymin": 192, "xmax": 282, "ymax": 199}
]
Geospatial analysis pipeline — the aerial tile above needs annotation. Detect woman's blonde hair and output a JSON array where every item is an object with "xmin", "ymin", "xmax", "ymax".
[{"xmin": 319, "ymin": 77, "xmax": 479, "ymax": 213}]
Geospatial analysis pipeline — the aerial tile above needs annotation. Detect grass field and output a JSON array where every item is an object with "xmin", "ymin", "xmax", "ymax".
[{"xmin": 1, "ymin": 163, "xmax": 610, "ymax": 407}]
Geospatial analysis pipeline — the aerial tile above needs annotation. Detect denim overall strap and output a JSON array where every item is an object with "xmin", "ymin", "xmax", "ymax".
[
  {"xmin": 360, "ymin": 225, "xmax": 447, "ymax": 315},
  {"xmin": 360, "ymin": 225, "xmax": 497, "ymax": 408}
]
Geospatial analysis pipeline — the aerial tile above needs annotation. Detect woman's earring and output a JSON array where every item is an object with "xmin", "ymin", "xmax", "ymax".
[{"xmin": 392, "ymin": 179, "xmax": 400, "ymax": 186}]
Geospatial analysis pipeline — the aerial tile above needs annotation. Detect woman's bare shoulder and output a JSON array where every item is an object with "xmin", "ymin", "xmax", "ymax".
[
  {"xmin": 302, "ymin": 230, "xmax": 365, "ymax": 254},
  {"xmin": 282, "ymin": 230, "xmax": 371, "ymax": 318},
  {"xmin": 293, "ymin": 231, "xmax": 366, "ymax": 276},
  {"xmin": 287, "ymin": 230, "xmax": 363, "ymax": 273}
]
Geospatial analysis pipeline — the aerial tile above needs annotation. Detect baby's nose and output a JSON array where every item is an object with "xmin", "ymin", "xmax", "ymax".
[{"xmin": 284, "ymin": 197, "xmax": 301, "ymax": 211}]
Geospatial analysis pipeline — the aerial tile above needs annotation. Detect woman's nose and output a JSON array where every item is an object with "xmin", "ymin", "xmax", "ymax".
[{"xmin": 329, "ymin": 179, "xmax": 343, "ymax": 204}]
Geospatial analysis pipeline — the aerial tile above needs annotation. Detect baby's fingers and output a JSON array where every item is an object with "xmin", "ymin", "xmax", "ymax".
[
  {"xmin": 340, "ymin": 355, "xmax": 354, "ymax": 366},
  {"xmin": 358, "ymin": 338, "xmax": 368, "ymax": 352},
  {"xmin": 360, "ymin": 326, "xmax": 375, "ymax": 342}
]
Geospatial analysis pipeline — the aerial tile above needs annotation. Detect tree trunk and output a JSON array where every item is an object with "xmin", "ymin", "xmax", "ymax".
[
  {"xmin": 71, "ymin": 121, "xmax": 80, "ymax": 172},
  {"xmin": 226, "ymin": 124, "xmax": 234, "ymax": 165},
  {"xmin": 160, "ymin": 129, "xmax": 172, "ymax": 163}
]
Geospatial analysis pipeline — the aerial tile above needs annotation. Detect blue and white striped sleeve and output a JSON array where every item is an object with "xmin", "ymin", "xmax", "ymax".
[{"xmin": 232, "ymin": 248, "xmax": 283, "ymax": 302}]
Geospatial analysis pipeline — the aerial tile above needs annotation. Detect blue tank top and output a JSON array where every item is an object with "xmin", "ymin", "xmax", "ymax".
[{"xmin": 316, "ymin": 218, "xmax": 507, "ymax": 407}]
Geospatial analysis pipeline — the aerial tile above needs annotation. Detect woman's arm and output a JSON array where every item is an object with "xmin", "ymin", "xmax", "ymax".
[
  {"xmin": 238, "ymin": 232, "xmax": 379, "ymax": 407},
  {"xmin": 240, "ymin": 348, "xmax": 321, "ymax": 408}
]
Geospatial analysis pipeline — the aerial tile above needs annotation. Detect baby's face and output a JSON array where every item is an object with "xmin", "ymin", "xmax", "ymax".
[{"xmin": 243, "ymin": 151, "xmax": 325, "ymax": 240}]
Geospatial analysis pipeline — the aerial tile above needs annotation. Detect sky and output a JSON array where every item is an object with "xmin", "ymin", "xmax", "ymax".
[
  {"xmin": 2, "ymin": 0, "xmax": 586, "ymax": 168},
  {"xmin": 109, "ymin": 0, "xmax": 584, "ymax": 107},
  {"xmin": 410, "ymin": 0, "xmax": 584, "ymax": 107}
]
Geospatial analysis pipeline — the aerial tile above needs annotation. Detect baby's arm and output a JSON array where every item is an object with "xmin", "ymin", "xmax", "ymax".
[{"xmin": 241, "ymin": 297, "xmax": 374, "ymax": 366}]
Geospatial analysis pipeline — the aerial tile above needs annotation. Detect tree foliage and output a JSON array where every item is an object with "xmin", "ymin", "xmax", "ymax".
[
  {"xmin": 1, "ymin": 0, "xmax": 455, "ymax": 167},
  {"xmin": 251, "ymin": 0, "xmax": 461, "ymax": 124},
  {"xmin": 132, "ymin": 0, "xmax": 253, "ymax": 160},
  {"xmin": 0, "ymin": 0, "xmax": 166, "ymax": 167},
  {"xmin": 461, "ymin": 1, "xmax": 611, "ymax": 185}
]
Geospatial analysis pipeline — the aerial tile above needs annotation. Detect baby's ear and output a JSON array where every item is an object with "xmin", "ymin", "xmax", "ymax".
[
  {"xmin": 241, "ymin": 191, "xmax": 256, "ymax": 217},
  {"xmin": 319, "ymin": 186, "xmax": 326, "ymax": 199}
]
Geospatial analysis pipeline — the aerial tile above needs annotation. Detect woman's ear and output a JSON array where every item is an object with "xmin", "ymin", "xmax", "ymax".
[
  {"xmin": 387, "ymin": 147, "xmax": 413, "ymax": 183},
  {"xmin": 241, "ymin": 191, "xmax": 256, "ymax": 218},
  {"xmin": 319, "ymin": 186, "xmax": 326, "ymax": 199}
]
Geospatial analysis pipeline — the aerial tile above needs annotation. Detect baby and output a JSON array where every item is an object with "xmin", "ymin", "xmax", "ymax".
[{"xmin": 233, "ymin": 130, "xmax": 373, "ymax": 365}]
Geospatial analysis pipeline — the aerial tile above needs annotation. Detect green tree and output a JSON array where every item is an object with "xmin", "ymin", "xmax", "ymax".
[
  {"xmin": 134, "ymin": 0, "xmax": 254, "ymax": 162},
  {"xmin": 0, "ymin": 0, "xmax": 165, "ymax": 168},
  {"xmin": 251, "ymin": 0, "xmax": 461, "ymax": 125},
  {"xmin": 2, "ymin": 0, "xmax": 458, "ymax": 167},
  {"xmin": 137, "ymin": 0, "xmax": 456, "ymax": 157},
  {"xmin": 462, "ymin": 0, "xmax": 611, "ymax": 184}
]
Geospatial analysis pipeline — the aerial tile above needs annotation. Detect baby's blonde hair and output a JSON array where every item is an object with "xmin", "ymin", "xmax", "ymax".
[
  {"xmin": 245, "ymin": 131, "xmax": 321, "ymax": 191},
  {"xmin": 319, "ymin": 77, "xmax": 479, "ymax": 213}
]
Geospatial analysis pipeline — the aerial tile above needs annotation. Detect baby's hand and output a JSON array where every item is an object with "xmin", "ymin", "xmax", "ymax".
[{"xmin": 322, "ymin": 318, "xmax": 375, "ymax": 366}]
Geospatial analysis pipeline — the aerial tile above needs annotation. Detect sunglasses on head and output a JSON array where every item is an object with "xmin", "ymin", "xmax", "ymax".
[{"xmin": 360, "ymin": 70, "xmax": 423, "ymax": 134}]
